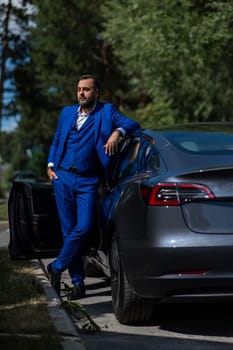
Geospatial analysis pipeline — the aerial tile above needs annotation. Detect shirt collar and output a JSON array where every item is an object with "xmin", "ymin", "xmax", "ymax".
[{"xmin": 78, "ymin": 103, "xmax": 97, "ymax": 116}]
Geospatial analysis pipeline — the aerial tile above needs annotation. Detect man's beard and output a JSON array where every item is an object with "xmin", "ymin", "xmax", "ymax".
[{"xmin": 78, "ymin": 96, "xmax": 96, "ymax": 109}]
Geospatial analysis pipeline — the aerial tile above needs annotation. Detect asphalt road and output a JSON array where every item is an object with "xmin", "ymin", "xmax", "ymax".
[{"xmin": 41, "ymin": 257, "xmax": 233, "ymax": 350}]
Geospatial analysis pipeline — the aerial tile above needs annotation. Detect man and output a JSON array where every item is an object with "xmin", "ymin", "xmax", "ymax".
[{"xmin": 47, "ymin": 74, "xmax": 141, "ymax": 300}]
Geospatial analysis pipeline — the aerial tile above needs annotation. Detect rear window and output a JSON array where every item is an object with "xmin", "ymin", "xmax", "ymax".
[{"xmin": 161, "ymin": 131, "xmax": 233, "ymax": 154}]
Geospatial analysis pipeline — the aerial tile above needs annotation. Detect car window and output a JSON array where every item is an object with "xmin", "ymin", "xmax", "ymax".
[
  {"xmin": 110, "ymin": 136, "xmax": 159, "ymax": 184},
  {"xmin": 162, "ymin": 131, "xmax": 233, "ymax": 154},
  {"xmin": 133, "ymin": 139, "xmax": 159, "ymax": 174}
]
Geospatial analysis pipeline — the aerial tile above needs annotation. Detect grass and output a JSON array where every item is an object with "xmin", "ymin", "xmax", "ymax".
[
  {"xmin": 0, "ymin": 247, "xmax": 63, "ymax": 350},
  {"xmin": 0, "ymin": 199, "xmax": 8, "ymax": 221},
  {"xmin": 61, "ymin": 300, "xmax": 100, "ymax": 333},
  {"xmin": 0, "ymin": 197, "xmax": 99, "ymax": 348}
]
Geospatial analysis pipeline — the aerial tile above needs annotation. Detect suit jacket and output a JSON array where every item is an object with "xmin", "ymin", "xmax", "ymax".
[{"xmin": 48, "ymin": 102, "xmax": 141, "ymax": 175}]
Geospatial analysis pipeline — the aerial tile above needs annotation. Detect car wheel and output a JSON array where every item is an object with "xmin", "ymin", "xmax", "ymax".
[{"xmin": 110, "ymin": 233, "xmax": 155, "ymax": 324}]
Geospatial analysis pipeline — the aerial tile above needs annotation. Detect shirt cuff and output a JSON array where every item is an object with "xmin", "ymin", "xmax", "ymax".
[
  {"xmin": 47, "ymin": 162, "xmax": 54, "ymax": 168},
  {"xmin": 116, "ymin": 127, "xmax": 126, "ymax": 136}
]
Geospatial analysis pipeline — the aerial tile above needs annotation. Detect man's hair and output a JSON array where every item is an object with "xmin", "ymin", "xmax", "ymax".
[{"xmin": 78, "ymin": 74, "xmax": 100, "ymax": 90}]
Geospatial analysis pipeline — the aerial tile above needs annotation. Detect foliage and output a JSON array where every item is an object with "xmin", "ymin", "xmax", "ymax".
[
  {"xmin": 11, "ymin": 0, "xmax": 129, "ymax": 175},
  {"xmin": 101, "ymin": 0, "xmax": 233, "ymax": 122},
  {"xmin": 135, "ymin": 97, "xmax": 178, "ymax": 128},
  {"xmin": 26, "ymin": 0, "xmax": 129, "ymax": 107},
  {"xmin": 61, "ymin": 282, "xmax": 100, "ymax": 332},
  {"xmin": 61, "ymin": 300, "xmax": 100, "ymax": 333},
  {"xmin": 0, "ymin": 200, "xmax": 8, "ymax": 220},
  {"xmin": 2, "ymin": 0, "xmax": 233, "ymax": 175},
  {"xmin": 0, "ymin": 131, "xmax": 14, "ymax": 161},
  {"xmin": 0, "ymin": 0, "xmax": 30, "ymax": 122}
]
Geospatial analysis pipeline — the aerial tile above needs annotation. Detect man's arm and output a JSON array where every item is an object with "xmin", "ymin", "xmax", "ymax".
[
  {"xmin": 104, "ymin": 105, "xmax": 141, "ymax": 156},
  {"xmin": 104, "ymin": 129, "xmax": 122, "ymax": 156},
  {"xmin": 110, "ymin": 104, "xmax": 141, "ymax": 134}
]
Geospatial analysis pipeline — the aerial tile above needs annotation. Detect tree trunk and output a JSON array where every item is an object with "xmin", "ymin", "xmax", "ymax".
[{"xmin": 0, "ymin": 0, "xmax": 12, "ymax": 133}]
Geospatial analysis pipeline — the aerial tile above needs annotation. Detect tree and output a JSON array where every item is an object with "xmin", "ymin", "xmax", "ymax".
[
  {"xmin": 101, "ymin": 0, "xmax": 233, "ymax": 124},
  {"xmin": 0, "ymin": 0, "xmax": 31, "ymax": 131},
  {"xmin": 27, "ymin": 0, "xmax": 127, "ymax": 105},
  {"xmin": 0, "ymin": 0, "xmax": 11, "ymax": 133},
  {"xmin": 13, "ymin": 0, "xmax": 130, "ymax": 176},
  {"xmin": 0, "ymin": 0, "xmax": 33, "ymax": 190}
]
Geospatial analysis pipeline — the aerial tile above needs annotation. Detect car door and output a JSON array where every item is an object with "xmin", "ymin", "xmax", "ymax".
[
  {"xmin": 93, "ymin": 134, "xmax": 159, "ymax": 270},
  {"xmin": 99, "ymin": 134, "xmax": 158, "ymax": 233},
  {"xmin": 8, "ymin": 181, "xmax": 63, "ymax": 260},
  {"xmin": 99, "ymin": 137, "xmax": 140, "ymax": 230}
]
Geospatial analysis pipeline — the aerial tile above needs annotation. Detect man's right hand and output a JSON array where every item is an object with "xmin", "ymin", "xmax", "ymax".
[{"xmin": 47, "ymin": 167, "xmax": 58, "ymax": 181}]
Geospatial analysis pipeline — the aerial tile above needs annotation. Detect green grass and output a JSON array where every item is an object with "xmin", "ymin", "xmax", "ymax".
[
  {"xmin": 0, "ymin": 248, "xmax": 63, "ymax": 350},
  {"xmin": 0, "ymin": 200, "xmax": 8, "ymax": 221}
]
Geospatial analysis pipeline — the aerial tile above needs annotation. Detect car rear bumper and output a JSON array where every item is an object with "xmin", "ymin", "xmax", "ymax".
[
  {"xmin": 130, "ymin": 274, "xmax": 233, "ymax": 301},
  {"xmin": 119, "ymin": 241, "xmax": 233, "ymax": 301}
]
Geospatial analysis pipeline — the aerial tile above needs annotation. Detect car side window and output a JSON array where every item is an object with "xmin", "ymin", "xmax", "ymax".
[
  {"xmin": 110, "ymin": 138, "xmax": 136, "ymax": 183},
  {"xmin": 111, "ymin": 136, "xmax": 159, "ymax": 183},
  {"xmin": 132, "ymin": 138, "xmax": 159, "ymax": 174},
  {"xmin": 118, "ymin": 137, "xmax": 142, "ymax": 178}
]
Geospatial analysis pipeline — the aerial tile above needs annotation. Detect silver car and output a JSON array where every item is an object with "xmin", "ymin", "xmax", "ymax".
[{"xmin": 8, "ymin": 123, "xmax": 233, "ymax": 324}]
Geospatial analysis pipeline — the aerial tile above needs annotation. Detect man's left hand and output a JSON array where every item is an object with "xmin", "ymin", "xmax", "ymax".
[{"xmin": 104, "ymin": 130, "xmax": 122, "ymax": 156}]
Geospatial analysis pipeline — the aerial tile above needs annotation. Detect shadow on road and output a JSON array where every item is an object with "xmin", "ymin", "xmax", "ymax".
[{"xmin": 154, "ymin": 301, "xmax": 233, "ymax": 337}]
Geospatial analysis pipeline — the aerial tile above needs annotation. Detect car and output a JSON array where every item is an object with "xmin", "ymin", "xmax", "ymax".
[
  {"xmin": 8, "ymin": 122, "xmax": 233, "ymax": 324},
  {"xmin": 10, "ymin": 170, "xmax": 38, "ymax": 183}
]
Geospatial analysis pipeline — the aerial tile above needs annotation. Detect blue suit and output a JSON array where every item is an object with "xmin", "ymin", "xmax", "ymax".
[
  {"xmin": 48, "ymin": 102, "xmax": 140, "ymax": 286},
  {"xmin": 48, "ymin": 102, "xmax": 140, "ymax": 174}
]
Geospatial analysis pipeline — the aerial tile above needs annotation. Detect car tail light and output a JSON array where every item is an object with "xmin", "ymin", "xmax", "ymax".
[{"xmin": 140, "ymin": 183, "xmax": 215, "ymax": 206}]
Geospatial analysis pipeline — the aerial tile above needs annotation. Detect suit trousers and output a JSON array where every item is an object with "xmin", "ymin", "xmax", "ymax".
[{"xmin": 51, "ymin": 169, "xmax": 99, "ymax": 285}]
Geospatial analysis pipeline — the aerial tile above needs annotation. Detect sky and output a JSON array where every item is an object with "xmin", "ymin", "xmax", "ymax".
[{"xmin": 2, "ymin": 116, "xmax": 19, "ymax": 132}]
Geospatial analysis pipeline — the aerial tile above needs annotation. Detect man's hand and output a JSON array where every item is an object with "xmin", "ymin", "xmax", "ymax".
[
  {"xmin": 104, "ymin": 130, "xmax": 122, "ymax": 156},
  {"xmin": 47, "ymin": 167, "xmax": 58, "ymax": 181}
]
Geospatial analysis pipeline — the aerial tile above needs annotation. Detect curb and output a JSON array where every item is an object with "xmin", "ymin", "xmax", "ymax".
[{"xmin": 31, "ymin": 259, "xmax": 87, "ymax": 350}]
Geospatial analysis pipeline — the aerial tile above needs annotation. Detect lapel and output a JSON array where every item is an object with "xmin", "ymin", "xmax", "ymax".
[
  {"xmin": 60, "ymin": 105, "xmax": 78, "ymax": 150},
  {"xmin": 94, "ymin": 102, "xmax": 104, "ymax": 144},
  {"xmin": 93, "ymin": 102, "xmax": 111, "ymax": 171}
]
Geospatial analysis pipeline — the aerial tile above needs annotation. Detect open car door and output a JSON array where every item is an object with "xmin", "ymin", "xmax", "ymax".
[{"xmin": 8, "ymin": 181, "xmax": 63, "ymax": 260}]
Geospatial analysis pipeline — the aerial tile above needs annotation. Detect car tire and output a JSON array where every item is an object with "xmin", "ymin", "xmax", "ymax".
[{"xmin": 110, "ymin": 233, "xmax": 155, "ymax": 324}]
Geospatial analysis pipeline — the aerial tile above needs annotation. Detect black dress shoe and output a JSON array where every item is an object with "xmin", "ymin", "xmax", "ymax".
[
  {"xmin": 47, "ymin": 263, "xmax": 61, "ymax": 296},
  {"xmin": 68, "ymin": 284, "xmax": 86, "ymax": 300}
]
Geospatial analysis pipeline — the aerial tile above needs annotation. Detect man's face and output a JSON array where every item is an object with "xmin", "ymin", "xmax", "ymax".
[{"xmin": 77, "ymin": 78, "xmax": 99, "ymax": 109}]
